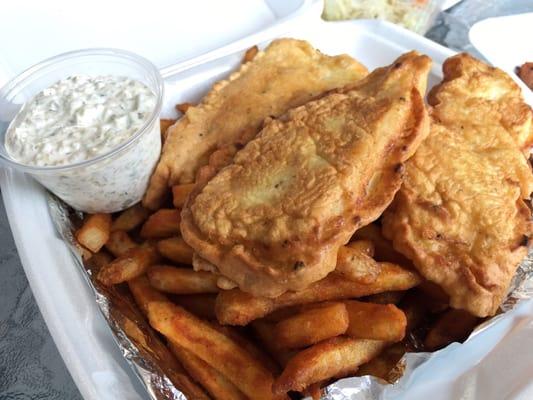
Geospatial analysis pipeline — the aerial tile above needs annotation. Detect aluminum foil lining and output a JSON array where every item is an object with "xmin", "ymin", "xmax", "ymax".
[{"xmin": 47, "ymin": 193, "xmax": 533, "ymax": 400}]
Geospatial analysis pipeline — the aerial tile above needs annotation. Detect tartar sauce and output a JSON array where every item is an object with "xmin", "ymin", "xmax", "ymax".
[
  {"xmin": 6, "ymin": 75, "xmax": 155, "ymax": 166},
  {"xmin": 5, "ymin": 75, "xmax": 162, "ymax": 213}
]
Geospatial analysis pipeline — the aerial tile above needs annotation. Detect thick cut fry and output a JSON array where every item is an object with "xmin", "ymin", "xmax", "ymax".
[
  {"xmin": 128, "ymin": 275, "xmax": 169, "ymax": 315},
  {"xmin": 147, "ymin": 301, "xmax": 280, "ymax": 400},
  {"xmin": 211, "ymin": 323, "xmax": 280, "ymax": 374},
  {"xmin": 157, "ymin": 236, "xmax": 194, "ymax": 264},
  {"xmin": 424, "ymin": 309, "xmax": 479, "ymax": 351},
  {"xmin": 106, "ymin": 271, "xmax": 209, "ymax": 400},
  {"xmin": 169, "ymin": 342, "xmax": 247, "ymax": 400},
  {"xmin": 273, "ymin": 337, "xmax": 386, "ymax": 394},
  {"xmin": 216, "ymin": 276, "xmax": 238, "ymax": 290},
  {"xmin": 140, "ymin": 209, "xmax": 181, "ymax": 239},
  {"xmin": 172, "ymin": 294, "xmax": 217, "ymax": 320},
  {"xmin": 148, "ymin": 265, "xmax": 219, "ymax": 294},
  {"xmin": 344, "ymin": 300, "xmax": 406, "ymax": 342},
  {"xmin": 261, "ymin": 306, "xmax": 301, "ymax": 323},
  {"xmin": 346, "ymin": 240, "xmax": 374, "ymax": 257},
  {"xmin": 121, "ymin": 317, "xmax": 210, "ymax": 400},
  {"xmin": 76, "ymin": 213, "xmax": 112, "ymax": 252},
  {"xmin": 105, "ymin": 230, "xmax": 137, "ymax": 257},
  {"xmin": 111, "ymin": 204, "xmax": 150, "ymax": 232},
  {"xmin": 172, "ymin": 183, "xmax": 195, "ymax": 208},
  {"xmin": 336, "ymin": 245, "xmax": 381, "ymax": 284},
  {"xmin": 363, "ymin": 291, "xmax": 405, "ymax": 305},
  {"xmin": 352, "ymin": 224, "xmax": 410, "ymax": 265},
  {"xmin": 98, "ymin": 245, "xmax": 160, "ymax": 285},
  {"xmin": 85, "ymin": 250, "xmax": 113, "ymax": 275},
  {"xmin": 216, "ymin": 265, "xmax": 421, "ymax": 325},
  {"xmin": 357, "ymin": 342, "xmax": 406, "ymax": 382},
  {"xmin": 242, "ymin": 45, "xmax": 259, "ymax": 63},
  {"xmin": 75, "ymin": 242, "xmax": 93, "ymax": 261},
  {"xmin": 274, "ymin": 302, "xmax": 349, "ymax": 349},
  {"xmin": 302, "ymin": 382, "xmax": 324, "ymax": 400},
  {"xmin": 251, "ymin": 321, "xmax": 295, "ymax": 367}
]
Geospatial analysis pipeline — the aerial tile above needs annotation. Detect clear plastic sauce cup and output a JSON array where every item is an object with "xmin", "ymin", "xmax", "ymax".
[{"xmin": 0, "ymin": 49, "xmax": 164, "ymax": 213}]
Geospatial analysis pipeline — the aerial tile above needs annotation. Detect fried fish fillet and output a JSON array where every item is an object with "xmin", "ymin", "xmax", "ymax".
[
  {"xmin": 143, "ymin": 38, "xmax": 369, "ymax": 209},
  {"xmin": 181, "ymin": 52, "xmax": 431, "ymax": 298},
  {"xmin": 382, "ymin": 53, "xmax": 533, "ymax": 317}
]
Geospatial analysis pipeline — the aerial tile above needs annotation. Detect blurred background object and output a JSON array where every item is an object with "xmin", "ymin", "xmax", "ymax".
[{"xmin": 322, "ymin": 0, "xmax": 446, "ymax": 34}]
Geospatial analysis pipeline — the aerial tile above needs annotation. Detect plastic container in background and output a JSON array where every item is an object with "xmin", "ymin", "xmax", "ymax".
[
  {"xmin": 322, "ymin": 0, "xmax": 445, "ymax": 34},
  {"xmin": 0, "ymin": 49, "xmax": 163, "ymax": 212}
]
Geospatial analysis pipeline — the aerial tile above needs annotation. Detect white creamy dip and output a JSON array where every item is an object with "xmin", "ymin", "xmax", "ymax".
[
  {"xmin": 6, "ymin": 75, "xmax": 156, "ymax": 166},
  {"xmin": 5, "ymin": 75, "xmax": 162, "ymax": 213}
]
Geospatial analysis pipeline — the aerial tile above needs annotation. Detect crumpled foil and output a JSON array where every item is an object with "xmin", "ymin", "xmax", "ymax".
[{"xmin": 47, "ymin": 193, "xmax": 533, "ymax": 400}]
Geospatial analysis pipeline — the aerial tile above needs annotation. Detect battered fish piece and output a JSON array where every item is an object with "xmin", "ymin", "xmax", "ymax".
[
  {"xmin": 143, "ymin": 38, "xmax": 369, "ymax": 209},
  {"xmin": 382, "ymin": 53, "xmax": 533, "ymax": 317},
  {"xmin": 181, "ymin": 52, "xmax": 431, "ymax": 298}
]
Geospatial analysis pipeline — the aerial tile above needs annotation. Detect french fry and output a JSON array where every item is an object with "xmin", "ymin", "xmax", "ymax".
[
  {"xmin": 157, "ymin": 236, "xmax": 194, "ymax": 264},
  {"xmin": 172, "ymin": 183, "xmax": 195, "ymax": 208},
  {"xmin": 273, "ymin": 337, "xmax": 387, "ymax": 394},
  {"xmin": 105, "ymin": 230, "xmax": 137, "ymax": 257},
  {"xmin": 140, "ymin": 209, "xmax": 181, "ymax": 239},
  {"xmin": 128, "ymin": 275, "xmax": 169, "ymax": 315},
  {"xmin": 336, "ymin": 245, "xmax": 381, "ymax": 284},
  {"xmin": 75, "ymin": 213, "xmax": 112, "ymax": 252},
  {"xmin": 75, "ymin": 242, "xmax": 93, "ymax": 261},
  {"xmin": 85, "ymin": 250, "xmax": 113, "ymax": 275},
  {"xmin": 346, "ymin": 239, "xmax": 374, "ymax": 257},
  {"xmin": 211, "ymin": 323, "xmax": 280, "ymax": 374},
  {"xmin": 424, "ymin": 309, "xmax": 479, "ymax": 351},
  {"xmin": 357, "ymin": 342, "xmax": 407, "ymax": 382},
  {"xmin": 126, "ymin": 327, "xmax": 209, "ymax": 400},
  {"xmin": 242, "ymin": 45, "xmax": 259, "ymax": 63},
  {"xmin": 216, "ymin": 265, "xmax": 421, "ymax": 325},
  {"xmin": 176, "ymin": 102, "xmax": 193, "ymax": 114},
  {"xmin": 172, "ymin": 294, "xmax": 217, "ymax": 320},
  {"xmin": 168, "ymin": 342, "xmax": 247, "ymax": 400},
  {"xmin": 302, "ymin": 382, "xmax": 324, "ymax": 400},
  {"xmin": 260, "ymin": 306, "xmax": 301, "ymax": 323},
  {"xmin": 147, "ymin": 301, "xmax": 280, "ymax": 400},
  {"xmin": 160, "ymin": 118, "xmax": 177, "ymax": 142},
  {"xmin": 273, "ymin": 302, "xmax": 349, "ymax": 349},
  {"xmin": 216, "ymin": 276, "xmax": 238, "ymax": 290},
  {"xmin": 111, "ymin": 204, "xmax": 150, "ymax": 232},
  {"xmin": 344, "ymin": 300, "xmax": 406, "ymax": 342},
  {"xmin": 148, "ymin": 265, "xmax": 219, "ymax": 294},
  {"xmin": 123, "ymin": 277, "xmax": 210, "ymax": 399},
  {"xmin": 251, "ymin": 321, "xmax": 295, "ymax": 367},
  {"xmin": 98, "ymin": 245, "xmax": 160, "ymax": 285},
  {"xmin": 352, "ymin": 224, "xmax": 410, "ymax": 265}
]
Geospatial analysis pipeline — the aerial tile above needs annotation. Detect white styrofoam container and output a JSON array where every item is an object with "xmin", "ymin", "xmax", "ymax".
[
  {"xmin": 469, "ymin": 13, "xmax": 533, "ymax": 102},
  {"xmin": 1, "ymin": 1, "xmax": 533, "ymax": 399}
]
